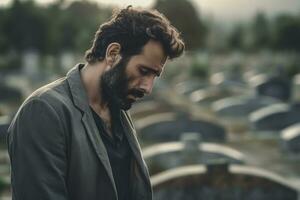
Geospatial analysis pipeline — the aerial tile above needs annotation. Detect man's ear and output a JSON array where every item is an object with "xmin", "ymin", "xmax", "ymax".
[{"xmin": 105, "ymin": 42, "xmax": 121, "ymax": 66}]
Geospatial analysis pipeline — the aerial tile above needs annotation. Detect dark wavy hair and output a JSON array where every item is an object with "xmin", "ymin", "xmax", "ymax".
[{"xmin": 85, "ymin": 6, "xmax": 185, "ymax": 64}]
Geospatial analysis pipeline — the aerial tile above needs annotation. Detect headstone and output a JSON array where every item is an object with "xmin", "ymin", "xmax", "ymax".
[
  {"xmin": 210, "ymin": 71, "xmax": 246, "ymax": 93},
  {"xmin": 292, "ymin": 74, "xmax": 300, "ymax": 101},
  {"xmin": 0, "ymin": 116, "xmax": 10, "ymax": 140},
  {"xmin": 60, "ymin": 51, "xmax": 76, "ymax": 73},
  {"xmin": 291, "ymin": 102, "xmax": 300, "ymax": 112},
  {"xmin": 137, "ymin": 113, "xmax": 226, "ymax": 143},
  {"xmin": 281, "ymin": 123, "xmax": 300, "ymax": 154},
  {"xmin": 0, "ymin": 84, "xmax": 22, "ymax": 103},
  {"xmin": 175, "ymin": 80, "xmax": 208, "ymax": 96},
  {"xmin": 213, "ymin": 95, "xmax": 279, "ymax": 118},
  {"xmin": 189, "ymin": 87, "xmax": 236, "ymax": 107},
  {"xmin": 143, "ymin": 133, "xmax": 244, "ymax": 175},
  {"xmin": 250, "ymin": 103, "xmax": 300, "ymax": 132},
  {"xmin": 152, "ymin": 163, "xmax": 299, "ymax": 200},
  {"xmin": 22, "ymin": 50, "xmax": 39, "ymax": 81},
  {"xmin": 254, "ymin": 76, "xmax": 292, "ymax": 101},
  {"xmin": 130, "ymin": 101, "xmax": 172, "ymax": 119}
]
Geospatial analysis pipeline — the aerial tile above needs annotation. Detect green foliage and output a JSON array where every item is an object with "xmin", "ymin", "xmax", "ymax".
[
  {"xmin": 0, "ymin": 0, "xmax": 112, "ymax": 55},
  {"xmin": 0, "ymin": 177, "xmax": 9, "ymax": 194},
  {"xmin": 226, "ymin": 12, "xmax": 300, "ymax": 52},
  {"xmin": 272, "ymin": 14, "xmax": 300, "ymax": 51},
  {"xmin": 0, "ymin": 8, "xmax": 9, "ymax": 53},
  {"xmin": 54, "ymin": 1, "xmax": 111, "ymax": 52},
  {"xmin": 1, "ymin": 0, "xmax": 300, "ymax": 55},
  {"xmin": 153, "ymin": 0, "xmax": 207, "ymax": 51},
  {"xmin": 252, "ymin": 13, "xmax": 270, "ymax": 49},
  {"xmin": 228, "ymin": 24, "xmax": 245, "ymax": 50},
  {"xmin": 3, "ymin": 1, "xmax": 49, "ymax": 52},
  {"xmin": 189, "ymin": 60, "xmax": 208, "ymax": 79}
]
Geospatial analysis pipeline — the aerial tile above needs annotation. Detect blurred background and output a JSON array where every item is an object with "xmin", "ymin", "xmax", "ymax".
[{"xmin": 0, "ymin": 0, "xmax": 300, "ymax": 199}]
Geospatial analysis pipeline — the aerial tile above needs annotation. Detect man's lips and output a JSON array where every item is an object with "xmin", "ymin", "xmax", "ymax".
[{"xmin": 127, "ymin": 91, "xmax": 145, "ymax": 103}]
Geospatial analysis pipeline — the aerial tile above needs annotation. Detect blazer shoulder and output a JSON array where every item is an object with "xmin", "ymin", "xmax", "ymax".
[
  {"xmin": 16, "ymin": 77, "xmax": 75, "ymax": 131},
  {"xmin": 25, "ymin": 77, "xmax": 73, "ymax": 109}
]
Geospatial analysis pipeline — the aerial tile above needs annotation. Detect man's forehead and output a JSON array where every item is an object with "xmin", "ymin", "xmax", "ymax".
[
  {"xmin": 142, "ymin": 50, "xmax": 167, "ymax": 70},
  {"xmin": 142, "ymin": 40, "xmax": 167, "ymax": 61}
]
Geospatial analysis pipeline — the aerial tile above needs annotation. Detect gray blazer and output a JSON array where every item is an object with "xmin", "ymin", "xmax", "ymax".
[{"xmin": 7, "ymin": 64, "xmax": 152, "ymax": 200}]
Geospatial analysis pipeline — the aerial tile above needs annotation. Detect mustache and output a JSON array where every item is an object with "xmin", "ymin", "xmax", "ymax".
[{"xmin": 128, "ymin": 89, "xmax": 145, "ymax": 98}]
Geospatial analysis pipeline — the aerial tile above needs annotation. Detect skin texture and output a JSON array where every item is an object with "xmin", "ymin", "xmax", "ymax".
[{"xmin": 81, "ymin": 39, "xmax": 167, "ymax": 136}]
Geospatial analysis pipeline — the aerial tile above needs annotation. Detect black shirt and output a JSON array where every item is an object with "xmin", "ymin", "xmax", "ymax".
[{"xmin": 90, "ymin": 108, "xmax": 132, "ymax": 200}]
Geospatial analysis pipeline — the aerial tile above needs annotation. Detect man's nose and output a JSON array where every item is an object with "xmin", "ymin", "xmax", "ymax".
[{"xmin": 140, "ymin": 77, "xmax": 155, "ymax": 95}]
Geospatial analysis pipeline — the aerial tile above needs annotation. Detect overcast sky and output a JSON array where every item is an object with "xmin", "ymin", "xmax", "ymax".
[{"xmin": 1, "ymin": 0, "xmax": 299, "ymax": 22}]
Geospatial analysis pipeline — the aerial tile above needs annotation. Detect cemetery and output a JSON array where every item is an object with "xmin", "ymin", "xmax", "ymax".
[{"xmin": 0, "ymin": 0, "xmax": 300, "ymax": 199}]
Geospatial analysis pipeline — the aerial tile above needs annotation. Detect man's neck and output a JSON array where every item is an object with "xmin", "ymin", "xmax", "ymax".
[
  {"xmin": 81, "ymin": 62, "xmax": 116, "ymax": 136},
  {"xmin": 81, "ymin": 62, "xmax": 108, "ymax": 109}
]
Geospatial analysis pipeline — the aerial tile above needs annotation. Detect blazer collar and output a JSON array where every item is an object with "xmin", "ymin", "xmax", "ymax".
[
  {"xmin": 66, "ymin": 64, "xmax": 118, "ymax": 196},
  {"xmin": 120, "ymin": 111, "xmax": 151, "ymax": 187},
  {"xmin": 66, "ymin": 63, "xmax": 90, "ymax": 113}
]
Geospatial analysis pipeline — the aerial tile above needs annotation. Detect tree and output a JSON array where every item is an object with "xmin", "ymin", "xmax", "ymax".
[
  {"xmin": 45, "ymin": 1, "xmax": 112, "ymax": 53},
  {"xmin": 153, "ymin": 0, "xmax": 207, "ymax": 51},
  {"xmin": 228, "ymin": 24, "xmax": 245, "ymax": 50},
  {"xmin": 251, "ymin": 12, "xmax": 270, "ymax": 49},
  {"xmin": 3, "ymin": 0, "xmax": 48, "ymax": 53},
  {"xmin": 64, "ymin": 1, "xmax": 111, "ymax": 52},
  {"xmin": 272, "ymin": 14, "xmax": 300, "ymax": 51},
  {"xmin": 0, "ymin": 7, "xmax": 9, "ymax": 53}
]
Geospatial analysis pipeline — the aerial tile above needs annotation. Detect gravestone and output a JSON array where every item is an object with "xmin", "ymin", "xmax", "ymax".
[
  {"xmin": 210, "ymin": 71, "xmax": 246, "ymax": 93},
  {"xmin": 130, "ymin": 101, "xmax": 173, "ymax": 119},
  {"xmin": 213, "ymin": 95, "xmax": 279, "ymax": 118},
  {"xmin": 0, "ymin": 116, "xmax": 10, "ymax": 139},
  {"xmin": 291, "ymin": 102, "xmax": 300, "ymax": 112},
  {"xmin": 175, "ymin": 80, "xmax": 208, "ymax": 96},
  {"xmin": 60, "ymin": 51, "xmax": 76, "ymax": 72},
  {"xmin": 281, "ymin": 123, "xmax": 300, "ymax": 154},
  {"xmin": 152, "ymin": 163, "xmax": 299, "ymax": 200},
  {"xmin": 136, "ymin": 113, "xmax": 226, "ymax": 144},
  {"xmin": 250, "ymin": 103, "xmax": 300, "ymax": 132},
  {"xmin": 292, "ymin": 74, "xmax": 300, "ymax": 101},
  {"xmin": 189, "ymin": 87, "xmax": 236, "ymax": 107},
  {"xmin": 143, "ymin": 133, "xmax": 244, "ymax": 175},
  {"xmin": 254, "ymin": 76, "xmax": 291, "ymax": 101},
  {"xmin": 22, "ymin": 50, "xmax": 39, "ymax": 81},
  {"xmin": 0, "ymin": 84, "xmax": 22, "ymax": 103}
]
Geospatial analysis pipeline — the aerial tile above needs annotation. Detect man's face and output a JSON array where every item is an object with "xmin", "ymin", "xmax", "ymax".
[{"xmin": 101, "ymin": 40, "xmax": 167, "ymax": 110}]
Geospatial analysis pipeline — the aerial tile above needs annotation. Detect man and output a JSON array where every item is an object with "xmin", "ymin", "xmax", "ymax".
[{"xmin": 7, "ymin": 6, "xmax": 184, "ymax": 200}]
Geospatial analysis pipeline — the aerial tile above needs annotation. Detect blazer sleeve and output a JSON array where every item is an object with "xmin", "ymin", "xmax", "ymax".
[{"xmin": 7, "ymin": 97, "xmax": 68, "ymax": 200}]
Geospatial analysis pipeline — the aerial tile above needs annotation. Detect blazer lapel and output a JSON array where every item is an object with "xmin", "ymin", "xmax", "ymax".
[
  {"xmin": 81, "ymin": 112, "xmax": 117, "ymax": 192},
  {"xmin": 120, "ymin": 111, "xmax": 151, "ymax": 186},
  {"xmin": 66, "ymin": 64, "xmax": 117, "ymax": 196}
]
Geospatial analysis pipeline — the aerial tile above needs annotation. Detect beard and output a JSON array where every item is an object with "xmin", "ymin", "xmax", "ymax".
[{"xmin": 100, "ymin": 56, "xmax": 144, "ymax": 111}]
